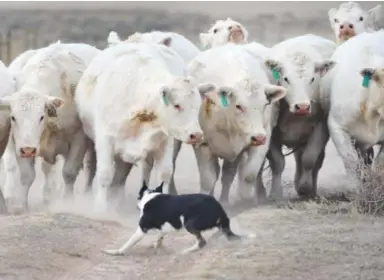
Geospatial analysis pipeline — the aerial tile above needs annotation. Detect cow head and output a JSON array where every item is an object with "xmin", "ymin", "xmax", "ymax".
[
  {"xmin": 159, "ymin": 76, "xmax": 204, "ymax": 145},
  {"xmin": 197, "ymin": 80, "xmax": 286, "ymax": 147},
  {"xmin": 0, "ymin": 91, "xmax": 64, "ymax": 158},
  {"xmin": 265, "ymin": 55, "xmax": 336, "ymax": 115},
  {"xmin": 328, "ymin": 2, "xmax": 382, "ymax": 44},
  {"xmin": 199, "ymin": 18, "xmax": 249, "ymax": 49}
]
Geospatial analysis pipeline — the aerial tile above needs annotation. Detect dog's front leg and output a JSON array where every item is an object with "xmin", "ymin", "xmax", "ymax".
[
  {"xmin": 101, "ymin": 227, "xmax": 145, "ymax": 256},
  {"xmin": 154, "ymin": 231, "xmax": 166, "ymax": 249}
]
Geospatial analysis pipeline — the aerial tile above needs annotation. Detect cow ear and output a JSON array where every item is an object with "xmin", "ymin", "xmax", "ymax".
[
  {"xmin": 264, "ymin": 84, "xmax": 287, "ymax": 104},
  {"xmin": 197, "ymin": 82, "xmax": 217, "ymax": 100},
  {"xmin": 264, "ymin": 59, "xmax": 283, "ymax": 81},
  {"xmin": 315, "ymin": 60, "xmax": 336, "ymax": 77},
  {"xmin": 328, "ymin": 8, "xmax": 337, "ymax": 22},
  {"xmin": 45, "ymin": 96, "xmax": 64, "ymax": 108},
  {"xmin": 0, "ymin": 95, "xmax": 12, "ymax": 111},
  {"xmin": 160, "ymin": 86, "xmax": 173, "ymax": 106}
]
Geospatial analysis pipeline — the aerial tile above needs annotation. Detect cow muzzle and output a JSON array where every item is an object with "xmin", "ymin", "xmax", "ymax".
[
  {"xmin": 339, "ymin": 24, "xmax": 356, "ymax": 41},
  {"xmin": 20, "ymin": 147, "xmax": 37, "ymax": 158},
  {"xmin": 293, "ymin": 103, "xmax": 311, "ymax": 115},
  {"xmin": 228, "ymin": 25, "xmax": 244, "ymax": 43},
  {"xmin": 185, "ymin": 132, "xmax": 204, "ymax": 145},
  {"xmin": 250, "ymin": 135, "xmax": 266, "ymax": 146}
]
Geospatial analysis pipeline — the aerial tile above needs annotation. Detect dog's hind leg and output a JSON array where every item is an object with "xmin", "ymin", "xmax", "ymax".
[
  {"xmin": 181, "ymin": 220, "xmax": 207, "ymax": 254},
  {"xmin": 101, "ymin": 227, "xmax": 145, "ymax": 256}
]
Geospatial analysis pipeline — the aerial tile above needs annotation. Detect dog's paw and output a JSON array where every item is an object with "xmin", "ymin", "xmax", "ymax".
[{"xmin": 101, "ymin": 249, "xmax": 124, "ymax": 256}]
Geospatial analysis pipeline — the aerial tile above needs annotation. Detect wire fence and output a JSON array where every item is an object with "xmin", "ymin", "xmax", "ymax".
[{"xmin": 0, "ymin": 17, "xmax": 333, "ymax": 66}]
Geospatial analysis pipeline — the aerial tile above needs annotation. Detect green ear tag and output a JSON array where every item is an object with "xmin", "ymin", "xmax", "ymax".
[
  {"xmin": 362, "ymin": 74, "xmax": 371, "ymax": 88},
  {"xmin": 272, "ymin": 68, "xmax": 280, "ymax": 81},
  {"xmin": 162, "ymin": 94, "xmax": 169, "ymax": 106},
  {"xmin": 220, "ymin": 93, "xmax": 228, "ymax": 108}
]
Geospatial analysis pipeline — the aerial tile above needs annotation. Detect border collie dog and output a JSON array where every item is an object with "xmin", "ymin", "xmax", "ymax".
[{"xmin": 102, "ymin": 181, "xmax": 240, "ymax": 255}]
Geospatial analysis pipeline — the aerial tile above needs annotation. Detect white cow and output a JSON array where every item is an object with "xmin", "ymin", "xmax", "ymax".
[
  {"xmin": 170, "ymin": 44, "xmax": 287, "ymax": 203},
  {"xmin": 328, "ymin": 1, "xmax": 383, "ymax": 44},
  {"xmin": 199, "ymin": 18, "xmax": 249, "ymax": 49},
  {"xmin": 75, "ymin": 42, "xmax": 204, "ymax": 213},
  {"xmin": 322, "ymin": 30, "xmax": 384, "ymax": 183},
  {"xmin": 259, "ymin": 36, "xmax": 336, "ymax": 201},
  {"xmin": 0, "ymin": 43, "xmax": 99, "ymax": 214},
  {"xmin": 3, "ymin": 42, "xmax": 100, "ymax": 213},
  {"xmin": 106, "ymin": 30, "xmax": 200, "ymax": 64},
  {"xmin": 0, "ymin": 61, "xmax": 16, "ymax": 208}
]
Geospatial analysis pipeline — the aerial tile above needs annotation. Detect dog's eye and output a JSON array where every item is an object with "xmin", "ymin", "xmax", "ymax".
[
  {"xmin": 359, "ymin": 16, "xmax": 364, "ymax": 22},
  {"xmin": 213, "ymin": 28, "xmax": 218, "ymax": 33}
]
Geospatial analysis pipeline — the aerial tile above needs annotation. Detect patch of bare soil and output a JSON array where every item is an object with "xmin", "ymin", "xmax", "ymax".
[{"xmin": 0, "ymin": 142, "xmax": 383, "ymax": 279}]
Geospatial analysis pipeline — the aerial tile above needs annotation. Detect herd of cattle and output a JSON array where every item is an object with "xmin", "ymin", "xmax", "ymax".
[{"xmin": 0, "ymin": 1, "xmax": 382, "ymax": 215}]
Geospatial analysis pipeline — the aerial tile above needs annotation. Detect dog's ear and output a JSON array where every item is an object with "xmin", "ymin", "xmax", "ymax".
[
  {"xmin": 138, "ymin": 180, "xmax": 148, "ymax": 199},
  {"xmin": 155, "ymin": 182, "xmax": 164, "ymax": 193}
]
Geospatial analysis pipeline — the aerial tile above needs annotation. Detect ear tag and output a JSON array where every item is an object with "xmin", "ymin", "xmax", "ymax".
[
  {"xmin": 162, "ymin": 94, "xmax": 169, "ymax": 106},
  {"xmin": 272, "ymin": 68, "xmax": 280, "ymax": 81},
  {"xmin": 362, "ymin": 74, "xmax": 371, "ymax": 88},
  {"xmin": 220, "ymin": 92, "xmax": 228, "ymax": 107}
]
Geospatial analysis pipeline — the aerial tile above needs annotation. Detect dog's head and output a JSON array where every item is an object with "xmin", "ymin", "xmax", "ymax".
[{"xmin": 137, "ymin": 181, "xmax": 164, "ymax": 209}]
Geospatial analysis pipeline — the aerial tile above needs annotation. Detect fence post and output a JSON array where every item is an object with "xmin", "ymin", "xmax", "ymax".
[{"xmin": 6, "ymin": 29, "xmax": 12, "ymax": 65}]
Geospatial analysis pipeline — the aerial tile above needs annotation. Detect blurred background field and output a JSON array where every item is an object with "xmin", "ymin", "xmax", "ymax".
[{"xmin": 0, "ymin": 1, "xmax": 379, "ymax": 64}]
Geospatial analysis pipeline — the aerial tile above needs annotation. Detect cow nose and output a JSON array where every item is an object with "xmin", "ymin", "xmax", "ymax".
[
  {"xmin": 20, "ymin": 147, "xmax": 37, "ymax": 157},
  {"xmin": 190, "ymin": 132, "xmax": 203, "ymax": 141},
  {"xmin": 250, "ymin": 135, "xmax": 266, "ymax": 146},
  {"xmin": 294, "ymin": 103, "xmax": 311, "ymax": 115}
]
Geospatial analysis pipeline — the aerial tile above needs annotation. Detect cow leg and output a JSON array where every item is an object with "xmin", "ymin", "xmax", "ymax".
[
  {"xmin": 142, "ymin": 152, "xmax": 154, "ymax": 186},
  {"xmin": 293, "ymin": 149, "xmax": 303, "ymax": 188},
  {"xmin": 168, "ymin": 140, "xmax": 182, "ymax": 195},
  {"xmin": 267, "ymin": 138, "xmax": 285, "ymax": 202},
  {"xmin": 94, "ymin": 133, "xmax": 115, "ymax": 214},
  {"xmin": 255, "ymin": 159, "xmax": 267, "ymax": 203},
  {"xmin": 374, "ymin": 144, "xmax": 384, "ymax": 170},
  {"xmin": 297, "ymin": 122, "xmax": 329, "ymax": 198},
  {"xmin": 62, "ymin": 131, "xmax": 88, "ymax": 200},
  {"xmin": 154, "ymin": 139, "xmax": 175, "ymax": 194},
  {"xmin": 220, "ymin": 158, "xmax": 241, "ymax": 204},
  {"xmin": 15, "ymin": 156, "xmax": 36, "ymax": 214},
  {"xmin": 328, "ymin": 117, "xmax": 361, "ymax": 179},
  {"xmin": 238, "ymin": 141, "xmax": 270, "ymax": 204},
  {"xmin": 193, "ymin": 144, "xmax": 220, "ymax": 195},
  {"xmin": 111, "ymin": 156, "xmax": 133, "ymax": 187},
  {"xmin": 312, "ymin": 150, "xmax": 326, "ymax": 197},
  {"xmin": 83, "ymin": 140, "xmax": 96, "ymax": 194},
  {"xmin": 41, "ymin": 159, "xmax": 59, "ymax": 205},
  {"xmin": 2, "ymin": 138, "xmax": 22, "ymax": 213}
]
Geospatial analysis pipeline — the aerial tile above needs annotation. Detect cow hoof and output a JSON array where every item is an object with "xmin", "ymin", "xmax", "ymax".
[{"xmin": 5, "ymin": 198, "xmax": 28, "ymax": 215}]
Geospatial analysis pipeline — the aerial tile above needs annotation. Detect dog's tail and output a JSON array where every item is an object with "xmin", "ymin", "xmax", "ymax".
[{"xmin": 217, "ymin": 207, "xmax": 241, "ymax": 241}]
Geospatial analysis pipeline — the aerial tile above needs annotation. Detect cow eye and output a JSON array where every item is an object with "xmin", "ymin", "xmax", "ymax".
[
  {"xmin": 40, "ymin": 115, "xmax": 44, "ymax": 122},
  {"xmin": 235, "ymin": 104, "xmax": 244, "ymax": 112}
]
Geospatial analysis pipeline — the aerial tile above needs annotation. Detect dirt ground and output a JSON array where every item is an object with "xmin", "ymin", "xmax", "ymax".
[{"xmin": 0, "ymin": 141, "xmax": 383, "ymax": 280}]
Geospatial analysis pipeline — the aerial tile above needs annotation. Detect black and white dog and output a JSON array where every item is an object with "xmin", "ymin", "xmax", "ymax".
[{"xmin": 102, "ymin": 181, "xmax": 241, "ymax": 255}]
